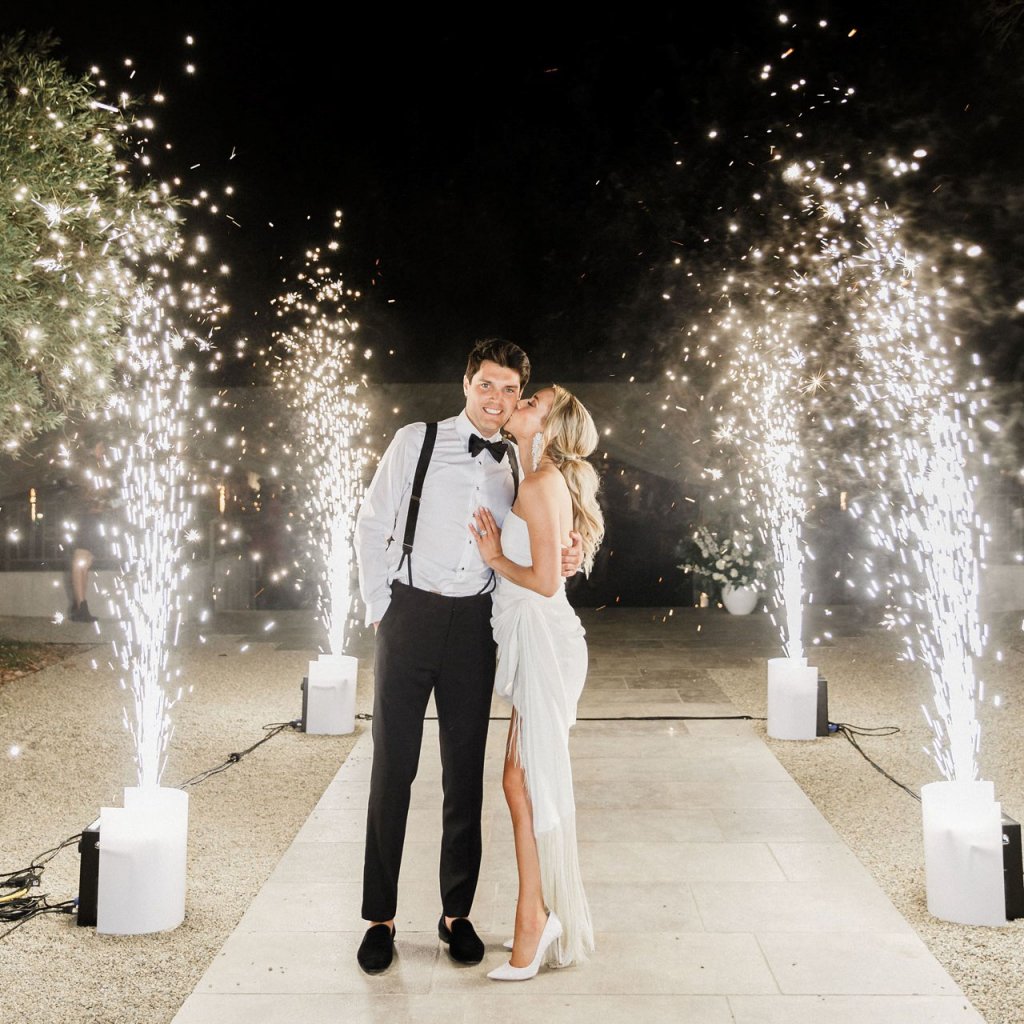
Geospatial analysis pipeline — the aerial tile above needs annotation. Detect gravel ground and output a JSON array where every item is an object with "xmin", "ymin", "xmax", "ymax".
[
  {"xmin": 709, "ymin": 611, "xmax": 1024, "ymax": 1024},
  {"xmin": 0, "ymin": 634, "xmax": 362, "ymax": 1024}
]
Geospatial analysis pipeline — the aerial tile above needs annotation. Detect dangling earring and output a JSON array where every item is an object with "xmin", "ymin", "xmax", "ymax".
[{"xmin": 531, "ymin": 432, "xmax": 544, "ymax": 472}]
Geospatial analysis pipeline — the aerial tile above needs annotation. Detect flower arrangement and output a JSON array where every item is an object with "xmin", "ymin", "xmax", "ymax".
[{"xmin": 678, "ymin": 526, "xmax": 766, "ymax": 590}]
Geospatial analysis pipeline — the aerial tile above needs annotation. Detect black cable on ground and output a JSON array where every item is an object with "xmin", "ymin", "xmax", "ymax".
[
  {"xmin": 355, "ymin": 712, "xmax": 767, "ymax": 723},
  {"xmin": 0, "ymin": 832, "xmax": 82, "ymax": 896},
  {"xmin": 580, "ymin": 714, "xmax": 767, "ymax": 721},
  {"xmin": 176, "ymin": 719, "xmax": 302, "ymax": 789},
  {"xmin": 361, "ymin": 711, "xmax": 922, "ymax": 802},
  {"xmin": 831, "ymin": 721, "xmax": 921, "ymax": 802},
  {"xmin": 0, "ymin": 833, "xmax": 82, "ymax": 939},
  {"xmin": 0, "ymin": 895, "xmax": 78, "ymax": 940}
]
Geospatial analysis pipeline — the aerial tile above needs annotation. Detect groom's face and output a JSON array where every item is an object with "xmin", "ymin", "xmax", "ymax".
[{"xmin": 463, "ymin": 360, "xmax": 522, "ymax": 437}]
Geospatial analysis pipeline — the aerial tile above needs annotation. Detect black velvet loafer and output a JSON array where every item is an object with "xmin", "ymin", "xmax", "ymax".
[
  {"xmin": 357, "ymin": 923, "xmax": 396, "ymax": 974},
  {"xmin": 438, "ymin": 915, "xmax": 485, "ymax": 964}
]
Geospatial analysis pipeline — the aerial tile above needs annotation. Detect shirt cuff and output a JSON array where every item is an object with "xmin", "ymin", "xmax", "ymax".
[{"xmin": 365, "ymin": 597, "xmax": 391, "ymax": 628}]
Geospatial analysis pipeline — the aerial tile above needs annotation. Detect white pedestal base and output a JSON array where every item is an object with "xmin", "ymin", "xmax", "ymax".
[
  {"xmin": 922, "ymin": 779, "xmax": 1006, "ymax": 927},
  {"xmin": 97, "ymin": 786, "xmax": 189, "ymax": 935},
  {"xmin": 766, "ymin": 656, "xmax": 819, "ymax": 740},
  {"xmin": 306, "ymin": 654, "xmax": 357, "ymax": 734}
]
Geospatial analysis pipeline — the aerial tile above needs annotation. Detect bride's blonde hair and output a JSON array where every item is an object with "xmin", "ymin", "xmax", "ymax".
[{"xmin": 542, "ymin": 385, "xmax": 605, "ymax": 575}]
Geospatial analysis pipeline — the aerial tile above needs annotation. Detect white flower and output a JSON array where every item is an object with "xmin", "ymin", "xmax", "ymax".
[
  {"xmin": 715, "ymin": 559, "xmax": 725, "ymax": 569},
  {"xmin": 730, "ymin": 568, "xmax": 738, "ymax": 577}
]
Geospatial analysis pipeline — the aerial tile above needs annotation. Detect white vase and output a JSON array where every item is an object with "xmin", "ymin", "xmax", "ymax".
[{"xmin": 721, "ymin": 584, "xmax": 759, "ymax": 615}]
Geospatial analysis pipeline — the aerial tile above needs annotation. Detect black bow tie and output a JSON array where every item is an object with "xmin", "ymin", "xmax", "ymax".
[{"xmin": 469, "ymin": 434, "xmax": 507, "ymax": 462}]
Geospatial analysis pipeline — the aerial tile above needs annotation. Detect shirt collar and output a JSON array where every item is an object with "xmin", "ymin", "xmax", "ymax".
[{"xmin": 456, "ymin": 409, "xmax": 503, "ymax": 444}]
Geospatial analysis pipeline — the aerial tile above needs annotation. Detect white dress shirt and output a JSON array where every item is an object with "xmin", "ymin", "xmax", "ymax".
[{"xmin": 355, "ymin": 410, "xmax": 518, "ymax": 625}]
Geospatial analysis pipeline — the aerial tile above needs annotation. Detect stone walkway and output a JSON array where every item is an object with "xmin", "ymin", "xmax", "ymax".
[{"xmin": 161, "ymin": 607, "xmax": 984, "ymax": 1023}]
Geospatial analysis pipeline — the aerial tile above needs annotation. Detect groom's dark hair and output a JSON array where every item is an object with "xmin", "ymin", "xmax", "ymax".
[{"xmin": 465, "ymin": 338, "xmax": 531, "ymax": 388}]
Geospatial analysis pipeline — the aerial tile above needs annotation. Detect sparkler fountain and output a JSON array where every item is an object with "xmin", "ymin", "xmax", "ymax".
[
  {"xmin": 801, "ymin": 175, "xmax": 1005, "ymax": 925},
  {"xmin": 715, "ymin": 281, "xmax": 821, "ymax": 740},
  {"xmin": 274, "ymin": 227, "xmax": 370, "ymax": 734},
  {"xmin": 96, "ymin": 196, "xmax": 212, "ymax": 935},
  {"xmin": 685, "ymin": 5, "xmax": 1007, "ymax": 926},
  {"xmin": 25, "ymin": 55, "xmax": 227, "ymax": 934}
]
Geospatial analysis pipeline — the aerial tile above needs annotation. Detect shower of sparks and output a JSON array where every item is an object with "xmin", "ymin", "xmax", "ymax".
[
  {"xmin": 38, "ymin": 49, "xmax": 222, "ymax": 789},
  {"xmin": 274, "ymin": 230, "xmax": 370, "ymax": 656},
  {"xmin": 106, "ymin": 207, "xmax": 219, "ymax": 788},
  {"xmin": 108, "ymin": 275, "xmax": 196, "ymax": 789},
  {"xmin": 715, "ymin": 306, "xmax": 810, "ymax": 660},
  {"xmin": 684, "ymin": 13, "xmax": 993, "ymax": 782},
  {"xmin": 786, "ymin": 165, "xmax": 989, "ymax": 781}
]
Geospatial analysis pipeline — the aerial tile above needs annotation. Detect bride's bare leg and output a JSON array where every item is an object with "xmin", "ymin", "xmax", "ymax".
[{"xmin": 503, "ymin": 710, "xmax": 549, "ymax": 967}]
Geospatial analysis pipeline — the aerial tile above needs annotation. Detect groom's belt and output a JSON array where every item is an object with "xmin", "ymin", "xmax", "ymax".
[{"xmin": 390, "ymin": 580, "xmax": 492, "ymax": 604}]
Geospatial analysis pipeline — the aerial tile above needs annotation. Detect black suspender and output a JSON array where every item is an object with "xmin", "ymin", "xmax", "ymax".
[
  {"xmin": 397, "ymin": 421, "xmax": 437, "ymax": 585},
  {"xmin": 394, "ymin": 422, "xmax": 519, "ymax": 590},
  {"xmin": 506, "ymin": 441, "xmax": 520, "ymax": 505}
]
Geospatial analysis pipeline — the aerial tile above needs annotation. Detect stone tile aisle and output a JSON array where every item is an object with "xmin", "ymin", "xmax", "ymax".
[{"xmin": 172, "ymin": 609, "xmax": 984, "ymax": 1023}]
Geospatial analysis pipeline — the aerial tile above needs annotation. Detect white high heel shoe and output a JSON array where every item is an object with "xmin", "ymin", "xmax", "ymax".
[{"xmin": 487, "ymin": 911, "xmax": 562, "ymax": 981}]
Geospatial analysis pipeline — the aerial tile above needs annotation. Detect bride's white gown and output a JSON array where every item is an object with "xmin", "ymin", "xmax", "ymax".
[{"xmin": 491, "ymin": 510, "xmax": 595, "ymax": 966}]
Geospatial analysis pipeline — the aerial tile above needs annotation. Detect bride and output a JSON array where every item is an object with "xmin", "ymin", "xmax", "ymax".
[{"xmin": 471, "ymin": 384, "xmax": 604, "ymax": 981}]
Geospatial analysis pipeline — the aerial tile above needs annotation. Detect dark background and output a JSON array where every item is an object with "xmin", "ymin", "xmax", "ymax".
[{"xmin": 6, "ymin": 2, "xmax": 1024, "ymax": 386}]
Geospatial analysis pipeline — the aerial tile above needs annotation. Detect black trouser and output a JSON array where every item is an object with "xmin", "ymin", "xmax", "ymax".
[{"xmin": 361, "ymin": 581, "xmax": 496, "ymax": 923}]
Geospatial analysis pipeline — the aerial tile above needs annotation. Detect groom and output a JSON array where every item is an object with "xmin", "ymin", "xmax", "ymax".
[{"xmin": 354, "ymin": 338, "xmax": 581, "ymax": 973}]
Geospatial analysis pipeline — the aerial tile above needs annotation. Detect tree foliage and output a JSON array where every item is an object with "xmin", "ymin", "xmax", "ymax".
[{"xmin": 0, "ymin": 32, "xmax": 154, "ymax": 450}]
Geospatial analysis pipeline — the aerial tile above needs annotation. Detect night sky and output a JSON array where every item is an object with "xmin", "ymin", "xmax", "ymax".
[{"xmin": 5, "ymin": 2, "xmax": 1024, "ymax": 384}]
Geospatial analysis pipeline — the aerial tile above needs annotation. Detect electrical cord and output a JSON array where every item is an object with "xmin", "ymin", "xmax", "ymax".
[
  {"xmin": 358, "ymin": 713, "xmax": 920, "ymax": 801},
  {"xmin": 0, "ymin": 896, "xmax": 78, "ymax": 940},
  {"xmin": 0, "ymin": 833, "xmax": 83, "ymax": 938},
  {"xmin": 831, "ymin": 721, "xmax": 921, "ymax": 802},
  {"xmin": 176, "ymin": 719, "xmax": 302, "ymax": 789},
  {"xmin": 355, "ymin": 712, "xmax": 768, "ymax": 723},
  {"xmin": 0, "ymin": 832, "xmax": 82, "ymax": 894}
]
